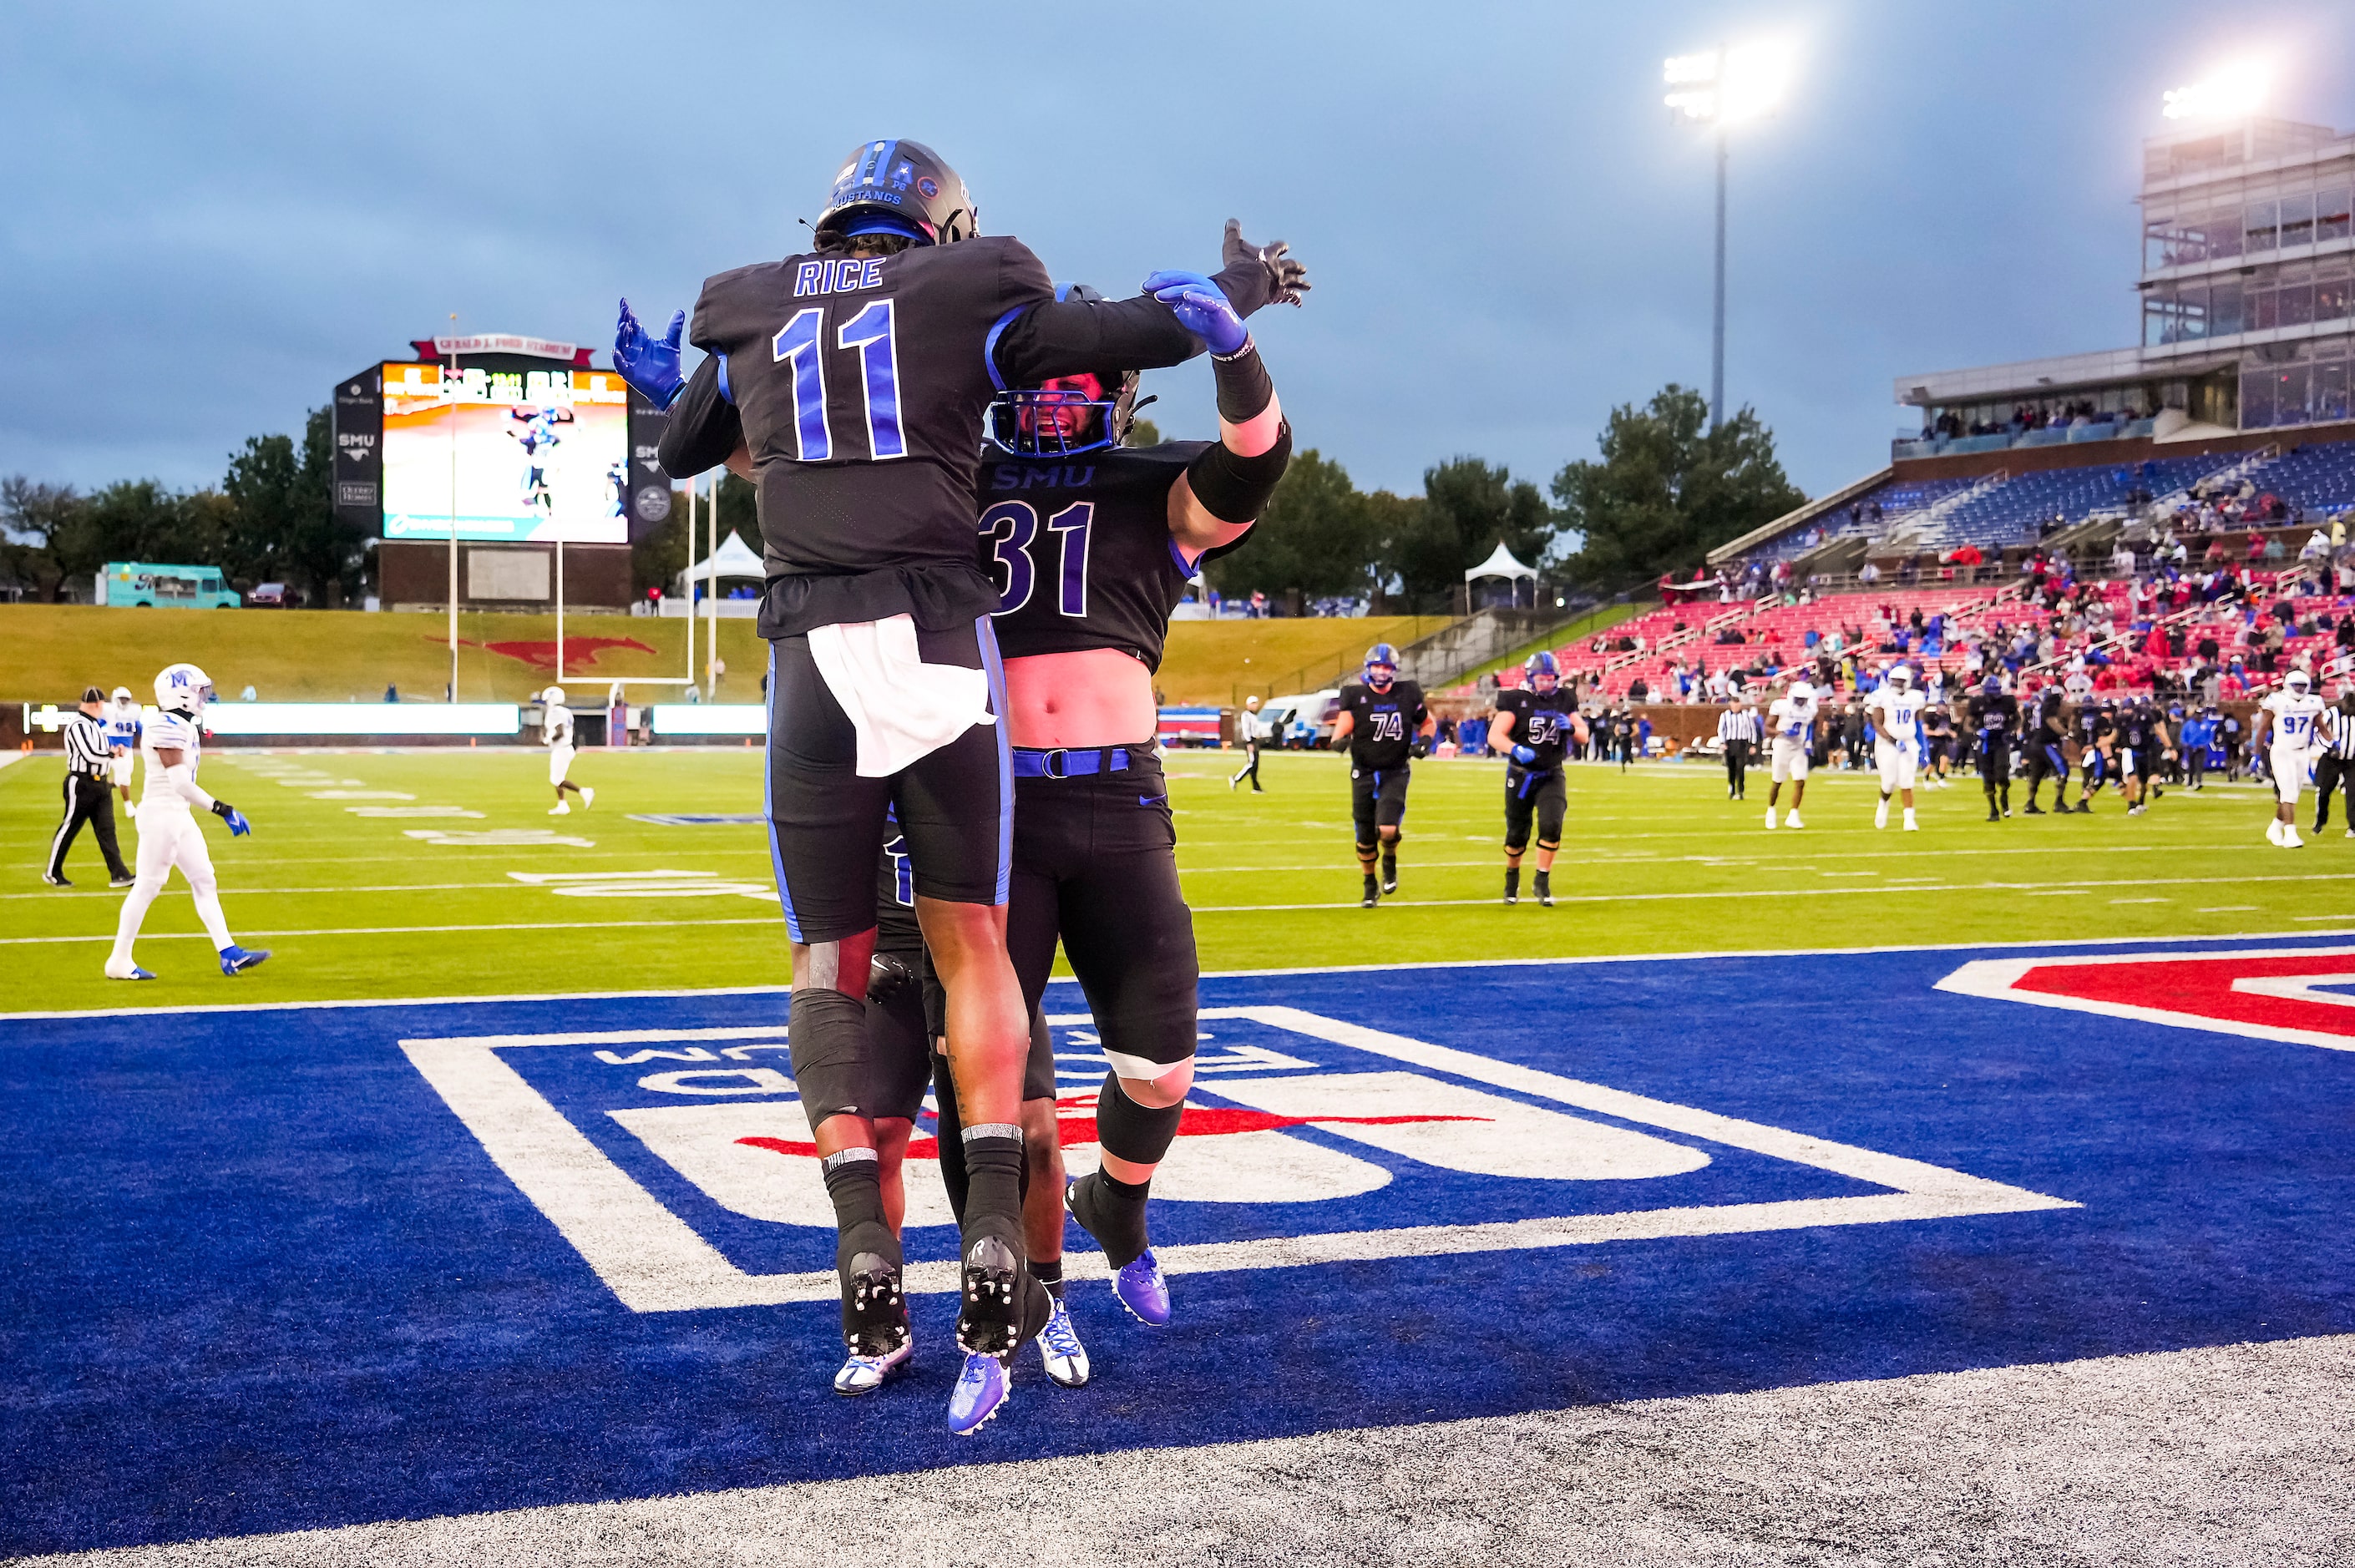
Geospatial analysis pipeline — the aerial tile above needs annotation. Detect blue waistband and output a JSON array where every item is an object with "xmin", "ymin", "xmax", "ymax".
[{"xmin": 1011, "ymin": 746, "xmax": 1139, "ymax": 779}]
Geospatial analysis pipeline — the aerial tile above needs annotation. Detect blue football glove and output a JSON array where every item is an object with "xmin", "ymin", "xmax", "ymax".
[
  {"xmin": 615, "ymin": 298, "xmax": 685, "ymax": 410},
  {"xmin": 211, "ymin": 801, "xmax": 253, "ymax": 837},
  {"xmin": 1142, "ymin": 270, "xmax": 1248, "ymax": 355},
  {"xmin": 1510, "ymin": 744, "xmax": 1538, "ymax": 765}
]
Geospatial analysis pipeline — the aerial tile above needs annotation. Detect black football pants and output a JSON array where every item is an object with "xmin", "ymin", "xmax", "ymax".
[
  {"xmin": 2317, "ymin": 753, "xmax": 2349, "ymax": 829},
  {"xmin": 1005, "ymin": 751, "xmax": 1200, "ymax": 1085},
  {"xmin": 1724, "ymin": 739, "xmax": 1750, "ymax": 798},
  {"xmin": 47, "ymin": 772, "xmax": 129, "ymax": 883}
]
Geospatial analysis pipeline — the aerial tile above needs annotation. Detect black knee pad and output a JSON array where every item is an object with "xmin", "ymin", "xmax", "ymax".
[
  {"xmin": 1503, "ymin": 835, "xmax": 1530, "ymax": 855},
  {"xmin": 1535, "ymin": 838, "xmax": 1560, "ymax": 854},
  {"xmin": 788, "ymin": 984, "xmax": 870, "ymax": 1130},
  {"xmin": 1096, "ymin": 1072, "xmax": 1184, "ymax": 1166},
  {"xmin": 1355, "ymin": 840, "xmax": 1379, "ymax": 858}
]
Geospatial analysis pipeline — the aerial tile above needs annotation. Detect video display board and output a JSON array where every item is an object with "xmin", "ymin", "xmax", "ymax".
[{"xmin": 380, "ymin": 363, "xmax": 631, "ymax": 544}]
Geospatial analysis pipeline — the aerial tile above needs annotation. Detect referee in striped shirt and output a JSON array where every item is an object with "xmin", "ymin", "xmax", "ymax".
[
  {"xmin": 44, "ymin": 687, "xmax": 134, "ymax": 888},
  {"xmin": 2312, "ymin": 680, "xmax": 2355, "ymax": 835},
  {"xmin": 1717, "ymin": 690, "xmax": 1762, "ymax": 801}
]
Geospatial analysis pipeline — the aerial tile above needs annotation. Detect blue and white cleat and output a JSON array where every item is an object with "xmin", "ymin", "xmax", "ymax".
[
  {"xmin": 1036, "ymin": 1295, "xmax": 1091, "ymax": 1388},
  {"xmin": 106, "ymin": 966, "xmax": 156, "ymax": 982},
  {"xmin": 218, "ymin": 945, "xmax": 271, "ymax": 976},
  {"xmin": 946, "ymin": 1350, "xmax": 1010, "ymax": 1435},
  {"xmin": 1113, "ymin": 1248, "xmax": 1171, "ymax": 1328},
  {"xmin": 833, "ymin": 1334, "xmax": 912, "ymax": 1398}
]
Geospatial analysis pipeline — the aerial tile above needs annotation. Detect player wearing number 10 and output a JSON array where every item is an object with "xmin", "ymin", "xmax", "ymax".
[{"xmin": 620, "ymin": 137, "xmax": 1290, "ymax": 1432}]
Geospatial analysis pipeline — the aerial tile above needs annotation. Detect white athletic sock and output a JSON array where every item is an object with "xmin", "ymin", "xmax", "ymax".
[
  {"xmin": 1903, "ymin": 808, "xmax": 1918, "ymax": 829},
  {"xmin": 109, "ymin": 881, "xmax": 161, "ymax": 972},
  {"xmin": 188, "ymin": 877, "xmax": 233, "ymax": 951},
  {"xmin": 1875, "ymin": 801, "xmax": 1889, "ymax": 828}
]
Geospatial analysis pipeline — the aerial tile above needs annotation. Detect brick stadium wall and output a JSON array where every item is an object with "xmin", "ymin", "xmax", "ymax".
[{"xmin": 378, "ymin": 541, "xmax": 633, "ymax": 612}]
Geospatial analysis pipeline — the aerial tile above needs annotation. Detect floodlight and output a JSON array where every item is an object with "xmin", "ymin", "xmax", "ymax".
[
  {"xmin": 2162, "ymin": 62, "xmax": 2268, "ymax": 121},
  {"xmin": 1661, "ymin": 43, "xmax": 1793, "ymax": 125}
]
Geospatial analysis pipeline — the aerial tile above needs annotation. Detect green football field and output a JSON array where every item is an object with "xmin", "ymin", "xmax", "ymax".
[{"xmin": 0, "ymin": 743, "xmax": 2332, "ymax": 1014}]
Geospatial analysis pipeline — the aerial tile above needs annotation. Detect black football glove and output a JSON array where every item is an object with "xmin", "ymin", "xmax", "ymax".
[
  {"xmin": 1217, "ymin": 219, "xmax": 1310, "ymax": 314},
  {"xmin": 1410, "ymin": 736, "xmax": 1431, "ymax": 759},
  {"xmin": 867, "ymin": 951, "xmax": 919, "ymax": 1002}
]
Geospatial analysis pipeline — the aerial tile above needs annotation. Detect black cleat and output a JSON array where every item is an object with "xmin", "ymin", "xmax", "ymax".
[
  {"xmin": 1534, "ymin": 871, "xmax": 1553, "ymax": 908},
  {"xmin": 40, "ymin": 873, "xmax": 70, "ymax": 888},
  {"xmin": 1360, "ymin": 874, "xmax": 1380, "ymax": 908},
  {"xmin": 2074, "ymin": 801, "xmax": 2092, "ymax": 814},
  {"xmin": 841, "ymin": 1251, "xmax": 909, "ymax": 1360},
  {"xmin": 2023, "ymin": 803, "xmax": 2045, "ymax": 815},
  {"xmin": 955, "ymin": 1234, "xmax": 1049, "ymax": 1358},
  {"xmin": 1985, "ymin": 807, "xmax": 2001, "ymax": 822}
]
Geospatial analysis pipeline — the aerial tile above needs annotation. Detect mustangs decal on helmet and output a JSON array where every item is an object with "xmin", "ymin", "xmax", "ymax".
[
  {"xmin": 1365, "ymin": 644, "xmax": 1399, "ymax": 689},
  {"xmin": 814, "ymin": 138, "xmax": 977, "ymax": 248}
]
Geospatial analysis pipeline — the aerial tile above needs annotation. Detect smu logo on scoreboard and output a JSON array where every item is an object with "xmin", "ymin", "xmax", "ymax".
[
  {"xmin": 1937, "ymin": 945, "xmax": 2355, "ymax": 1052},
  {"xmin": 402, "ymin": 1004, "xmax": 2075, "ymax": 1313}
]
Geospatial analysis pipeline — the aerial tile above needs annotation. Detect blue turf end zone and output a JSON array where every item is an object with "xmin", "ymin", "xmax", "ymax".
[{"xmin": 3, "ymin": 936, "xmax": 2352, "ymax": 1556}]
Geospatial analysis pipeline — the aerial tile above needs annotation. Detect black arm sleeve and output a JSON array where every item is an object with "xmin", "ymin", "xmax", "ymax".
[
  {"xmin": 656, "ymin": 355, "xmax": 742, "ymax": 478},
  {"xmin": 990, "ymin": 296, "xmax": 1201, "ymax": 387},
  {"xmin": 1187, "ymin": 419, "xmax": 1292, "ymax": 524}
]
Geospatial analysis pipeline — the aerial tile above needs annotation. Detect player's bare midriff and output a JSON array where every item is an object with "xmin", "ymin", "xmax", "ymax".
[{"xmin": 1002, "ymin": 647, "xmax": 1157, "ymax": 749}]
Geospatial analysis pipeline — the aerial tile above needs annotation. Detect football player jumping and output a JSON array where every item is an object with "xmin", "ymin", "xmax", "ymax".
[
  {"xmin": 104, "ymin": 664, "xmax": 270, "ymax": 981},
  {"xmin": 621, "ymin": 138, "xmax": 1294, "ymax": 1432},
  {"xmin": 1487, "ymin": 651, "xmax": 1587, "ymax": 906},
  {"xmin": 923, "ymin": 263, "xmax": 1297, "ymax": 1429},
  {"xmin": 1330, "ymin": 645, "xmax": 1435, "ymax": 905}
]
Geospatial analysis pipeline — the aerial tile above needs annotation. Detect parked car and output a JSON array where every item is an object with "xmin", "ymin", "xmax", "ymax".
[
  {"xmin": 1260, "ymin": 689, "xmax": 1340, "ymax": 749},
  {"xmin": 247, "ymin": 582, "xmax": 301, "ymax": 608},
  {"xmin": 97, "ymin": 561, "xmax": 241, "ymax": 609}
]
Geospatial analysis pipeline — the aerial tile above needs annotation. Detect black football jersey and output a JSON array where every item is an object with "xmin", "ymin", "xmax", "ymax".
[
  {"xmin": 1968, "ymin": 693, "xmax": 2019, "ymax": 740},
  {"xmin": 1494, "ymin": 688, "xmax": 1578, "ymax": 770},
  {"xmin": 679, "ymin": 238, "xmax": 1205, "ymax": 638},
  {"xmin": 1338, "ymin": 680, "xmax": 1428, "ymax": 770},
  {"xmin": 980, "ymin": 442, "xmax": 1243, "ymax": 670}
]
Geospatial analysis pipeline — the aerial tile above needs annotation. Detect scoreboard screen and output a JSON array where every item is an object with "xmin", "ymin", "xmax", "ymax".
[{"xmin": 379, "ymin": 363, "xmax": 631, "ymax": 544}]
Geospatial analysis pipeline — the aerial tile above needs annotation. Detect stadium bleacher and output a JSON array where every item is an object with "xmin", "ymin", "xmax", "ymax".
[{"xmin": 1731, "ymin": 437, "xmax": 2355, "ymax": 570}]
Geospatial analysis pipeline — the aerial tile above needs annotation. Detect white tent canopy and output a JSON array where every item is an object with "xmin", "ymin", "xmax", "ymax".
[
  {"xmin": 1465, "ymin": 541, "xmax": 1537, "ymax": 583},
  {"xmin": 676, "ymin": 530, "xmax": 765, "ymax": 589}
]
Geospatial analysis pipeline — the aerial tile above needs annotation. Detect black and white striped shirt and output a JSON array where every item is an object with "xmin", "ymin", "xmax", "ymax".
[
  {"xmin": 1716, "ymin": 707, "xmax": 1761, "ymax": 746},
  {"xmin": 2331, "ymin": 703, "xmax": 2355, "ymax": 761},
  {"xmin": 63, "ymin": 712, "xmax": 111, "ymax": 776}
]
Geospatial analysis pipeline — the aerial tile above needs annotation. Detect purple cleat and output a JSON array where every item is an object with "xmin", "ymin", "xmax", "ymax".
[
  {"xmin": 1112, "ymin": 1247, "xmax": 1170, "ymax": 1327},
  {"xmin": 946, "ymin": 1350, "xmax": 1010, "ymax": 1435}
]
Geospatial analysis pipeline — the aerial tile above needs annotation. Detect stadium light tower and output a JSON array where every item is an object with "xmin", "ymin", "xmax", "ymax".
[
  {"xmin": 1664, "ymin": 40, "xmax": 1795, "ymax": 432},
  {"xmin": 2162, "ymin": 61, "xmax": 2269, "ymax": 121}
]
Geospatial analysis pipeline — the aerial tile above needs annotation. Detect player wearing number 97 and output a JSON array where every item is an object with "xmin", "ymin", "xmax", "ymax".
[
  {"xmin": 944, "ymin": 264, "xmax": 1295, "ymax": 1374},
  {"xmin": 1331, "ymin": 646, "xmax": 1436, "ymax": 906},
  {"xmin": 1487, "ymin": 651, "xmax": 1588, "ymax": 907},
  {"xmin": 624, "ymin": 137, "xmax": 1301, "ymax": 1434}
]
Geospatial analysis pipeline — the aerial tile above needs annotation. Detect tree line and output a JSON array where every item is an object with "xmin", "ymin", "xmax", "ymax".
[
  {"xmin": 2, "ymin": 382, "xmax": 1808, "ymax": 612},
  {"xmin": 1211, "ymin": 385, "xmax": 1806, "ymax": 611},
  {"xmin": 2, "ymin": 408, "xmax": 368, "ymax": 607}
]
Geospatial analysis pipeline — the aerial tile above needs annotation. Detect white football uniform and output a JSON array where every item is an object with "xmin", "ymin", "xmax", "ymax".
[
  {"xmin": 109, "ymin": 711, "xmax": 234, "ymax": 973},
  {"xmin": 1866, "ymin": 686, "xmax": 1927, "ymax": 792},
  {"xmin": 103, "ymin": 702, "xmax": 143, "ymax": 787},
  {"xmin": 2263, "ymin": 690, "xmax": 2329, "ymax": 805},
  {"xmin": 545, "ymin": 702, "xmax": 575, "ymax": 785},
  {"xmin": 1767, "ymin": 685, "xmax": 1817, "ymax": 782}
]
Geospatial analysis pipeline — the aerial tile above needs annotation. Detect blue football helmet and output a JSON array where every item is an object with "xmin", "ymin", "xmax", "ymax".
[
  {"xmin": 1365, "ymin": 644, "xmax": 1399, "ymax": 686},
  {"xmin": 1525, "ymin": 650, "xmax": 1559, "ymax": 692}
]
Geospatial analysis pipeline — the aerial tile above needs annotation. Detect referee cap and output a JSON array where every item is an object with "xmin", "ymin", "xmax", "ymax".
[{"xmin": 81, "ymin": 685, "xmax": 104, "ymax": 704}]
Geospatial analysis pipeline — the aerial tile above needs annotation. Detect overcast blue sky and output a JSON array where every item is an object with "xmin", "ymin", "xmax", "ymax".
[{"xmin": 4, "ymin": 2, "xmax": 2350, "ymax": 503}]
